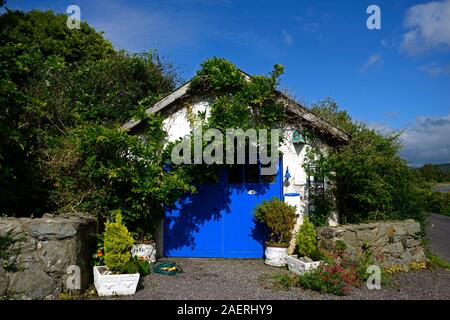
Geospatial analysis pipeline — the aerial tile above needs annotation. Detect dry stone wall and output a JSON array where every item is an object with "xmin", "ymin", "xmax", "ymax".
[
  {"xmin": 316, "ymin": 219, "xmax": 426, "ymax": 267},
  {"xmin": 0, "ymin": 213, "xmax": 96, "ymax": 299}
]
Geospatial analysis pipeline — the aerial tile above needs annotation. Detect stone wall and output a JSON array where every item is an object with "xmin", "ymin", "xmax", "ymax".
[
  {"xmin": 0, "ymin": 213, "xmax": 96, "ymax": 299},
  {"xmin": 316, "ymin": 219, "xmax": 426, "ymax": 267}
]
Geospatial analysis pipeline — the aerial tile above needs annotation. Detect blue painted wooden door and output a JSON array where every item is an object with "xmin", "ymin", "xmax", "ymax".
[{"xmin": 163, "ymin": 160, "xmax": 283, "ymax": 258}]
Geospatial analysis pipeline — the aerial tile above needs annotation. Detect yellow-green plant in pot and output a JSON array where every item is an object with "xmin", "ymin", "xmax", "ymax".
[
  {"xmin": 93, "ymin": 211, "xmax": 140, "ymax": 296},
  {"xmin": 287, "ymin": 216, "xmax": 322, "ymax": 275},
  {"xmin": 296, "ymin": 216, "xmax": 318, "ymax": 258}
]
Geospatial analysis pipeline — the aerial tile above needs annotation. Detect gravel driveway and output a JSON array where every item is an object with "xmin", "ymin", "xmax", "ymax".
[{"xmin": 112, "ymin": 258, "xmax": 450, "ymax": 300}]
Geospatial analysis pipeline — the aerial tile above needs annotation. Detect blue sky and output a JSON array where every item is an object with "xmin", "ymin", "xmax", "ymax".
[{"xmin": 3, "ymin": 0, "xmax": 450, "ymax": 165}]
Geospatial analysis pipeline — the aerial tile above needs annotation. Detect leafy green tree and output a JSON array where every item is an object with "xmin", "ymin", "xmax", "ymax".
[
  {"xmin": 0, "ymin": 10, "xmax": 114, "ymax": 66},
  {"xmin": 417, "ymin": 164, "xmax": 450, "ymax": 183},
  {"xmin": 0, "ymin": 10, "xmax": 115, "ymax": 216},
  {"xmin": 0, "ymin": 9, "xmax": 181, "ymax": 230},
  {"xmin": 304, "ymin": 98, "xmax": 425, "ymax": 225},
  {"xmin": 310, "ymin": 97, "xmax": 356, "ymax": 134}
]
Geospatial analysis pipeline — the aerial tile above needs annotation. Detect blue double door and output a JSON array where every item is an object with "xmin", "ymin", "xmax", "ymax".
[{"xmin": 163, "ymin": 161, "xmax": 283, "ymax": 258}]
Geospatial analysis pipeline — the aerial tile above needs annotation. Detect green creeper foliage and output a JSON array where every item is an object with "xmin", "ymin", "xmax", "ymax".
[
  {"xmin": 254, "ymin": 197, "xmax": 296, "ymax": 246},
  {"xmin": 189, "ymin": 57, "xmax": 286, "ymax": 132},
  {"xmin": 190, "ymin": 57, "xmax": 246, "ymax": 94},
  {"xmin": 103, "ymin": 211, "xmax": 134, "ymax": 272},
  {"xmin": 296, "ymin": 216, "xmax": 318, "ymax": 258}
]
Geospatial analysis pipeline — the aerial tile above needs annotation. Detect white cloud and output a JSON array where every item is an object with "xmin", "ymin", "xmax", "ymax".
[
  {"xmin": 401, "ymin": 0, "xmax": 450, "ymax": 55},
  {"xmin": 401, "ymin": 115, "xmax": 450, "ymax": 166},
  {"xmin": 367, "ymin": 115, "xmax": 450, "ymax": 166},
  {"xmin": 359, "ymin": 54, "xmax": 383, "ymax": 72},
  {"xmin": 419, "ymin": 62, "xmax": 450, "ymax": 76},
  {"xmin": 282, "ymin": 30, "xmax": 293, "ymax": 45}
]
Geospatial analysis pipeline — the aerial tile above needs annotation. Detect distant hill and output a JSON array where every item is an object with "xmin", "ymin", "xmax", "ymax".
[
  {"xmin": 435, "ymin": 163, "xmax": 450, "ymax": 173},
  {"xmin": 414, "ymin": 163, "xmax": 450, "ymax": 183}
]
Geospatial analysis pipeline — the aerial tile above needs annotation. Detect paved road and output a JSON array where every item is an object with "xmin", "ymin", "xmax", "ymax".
[{"xmin": 426, "ymin": 213, "xmax": 450, "ymax": 262}]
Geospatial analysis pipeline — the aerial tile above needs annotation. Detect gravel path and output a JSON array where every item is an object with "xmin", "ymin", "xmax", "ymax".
[{"xmin": 111, "ymin": 258, "xmax": 450, "ymax": 300}]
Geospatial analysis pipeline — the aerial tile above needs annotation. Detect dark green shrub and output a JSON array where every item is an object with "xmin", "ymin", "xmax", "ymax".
[
  {"xmin": 334, "ymin": 240, "xmax": 347, "ymax": 255},
  {"xmin": 309, "ymin": 192, "xmax": 334, "ymax": 227},
  {"xmin": 254, "ymin": 197, "xmax": 296, "ymax": 246},
  {"xmin": 122, "ymin": 256, "xmax": 151, "ymax": 276},
  {"xmin": 0, "ymin": 10, "xmax": 178, "ymax": 220},
  {"xmin": 425, "ymin": 192, "xmax": 450, "ymax": 216}
]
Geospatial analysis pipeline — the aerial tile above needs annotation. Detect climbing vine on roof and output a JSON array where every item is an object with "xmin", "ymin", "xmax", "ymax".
[{"xmin": 188, "ymin": 57, "xmax": 287, "ymax": 132}]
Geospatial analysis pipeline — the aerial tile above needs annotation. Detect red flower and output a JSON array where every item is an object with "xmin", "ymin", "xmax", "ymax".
[{"xmin": 97, "ymin": 250, "xmax": 103, "ymax": 257}]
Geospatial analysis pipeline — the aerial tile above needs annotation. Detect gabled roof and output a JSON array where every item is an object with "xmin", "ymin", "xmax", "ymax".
[{"xmin": 122, "ymin": 75, "xmax": 350, "ymax": 143}]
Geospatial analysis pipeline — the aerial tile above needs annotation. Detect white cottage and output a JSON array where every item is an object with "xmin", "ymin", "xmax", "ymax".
[{"xmin": 122, "ymin": 69, "xmax": 349, "ymax": 258}]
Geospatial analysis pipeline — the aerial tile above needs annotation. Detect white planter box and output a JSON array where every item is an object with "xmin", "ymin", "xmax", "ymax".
[
  {"xmin": 264, "ymin": 246, "xmax": 288, "ymax": 267},
  {"xmin": 131, "ymin": 243, "xmax": 156, "ymax": 263},
  {"xmin": 93, "ymin": 266, "xmax": 140, "ymax": 296},
  {"xmin": 286, "ymin": 255, "xmax": 321, "ymax": 275}
]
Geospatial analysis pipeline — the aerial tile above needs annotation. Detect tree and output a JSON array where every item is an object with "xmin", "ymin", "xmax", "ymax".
[
  {"xmin": 304, "ymin": 98, "xmax": 425, "ymax": 225},
  {"xmin": 0, "ymin": 10, "xmax": 115, "ymax": 216},
  {"xmin": 417, "ymin": 164, "xmax": 449, "ymax": 183},
  {"xmin": 0, "ymin": 9, "xmax": 184, "ymax": 233}
]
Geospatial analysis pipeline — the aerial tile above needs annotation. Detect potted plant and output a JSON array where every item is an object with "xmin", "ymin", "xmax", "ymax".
[
  {"xmin": 131, "ymin": 233, "xmax": 157, "ymax": 263},
  {"xmin": 93, "ymin": 211, "xmax": 150, "ymax": 296},
  {"xmin": 254, "ymin": 197, "xmax": 296, "ymax": 267},
  {"xmin": 287, "ymin": 216, "xmax": 322, "ymax": 275}
]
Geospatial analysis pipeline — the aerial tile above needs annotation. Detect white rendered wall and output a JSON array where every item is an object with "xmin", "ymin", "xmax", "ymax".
[
  {"xmin": 163, "ymin": 100, "xmax": 211, "ymax": 143},
  {"xmin": 280, "ymin": 128, "xmax": 339, "ymax": 254}
]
